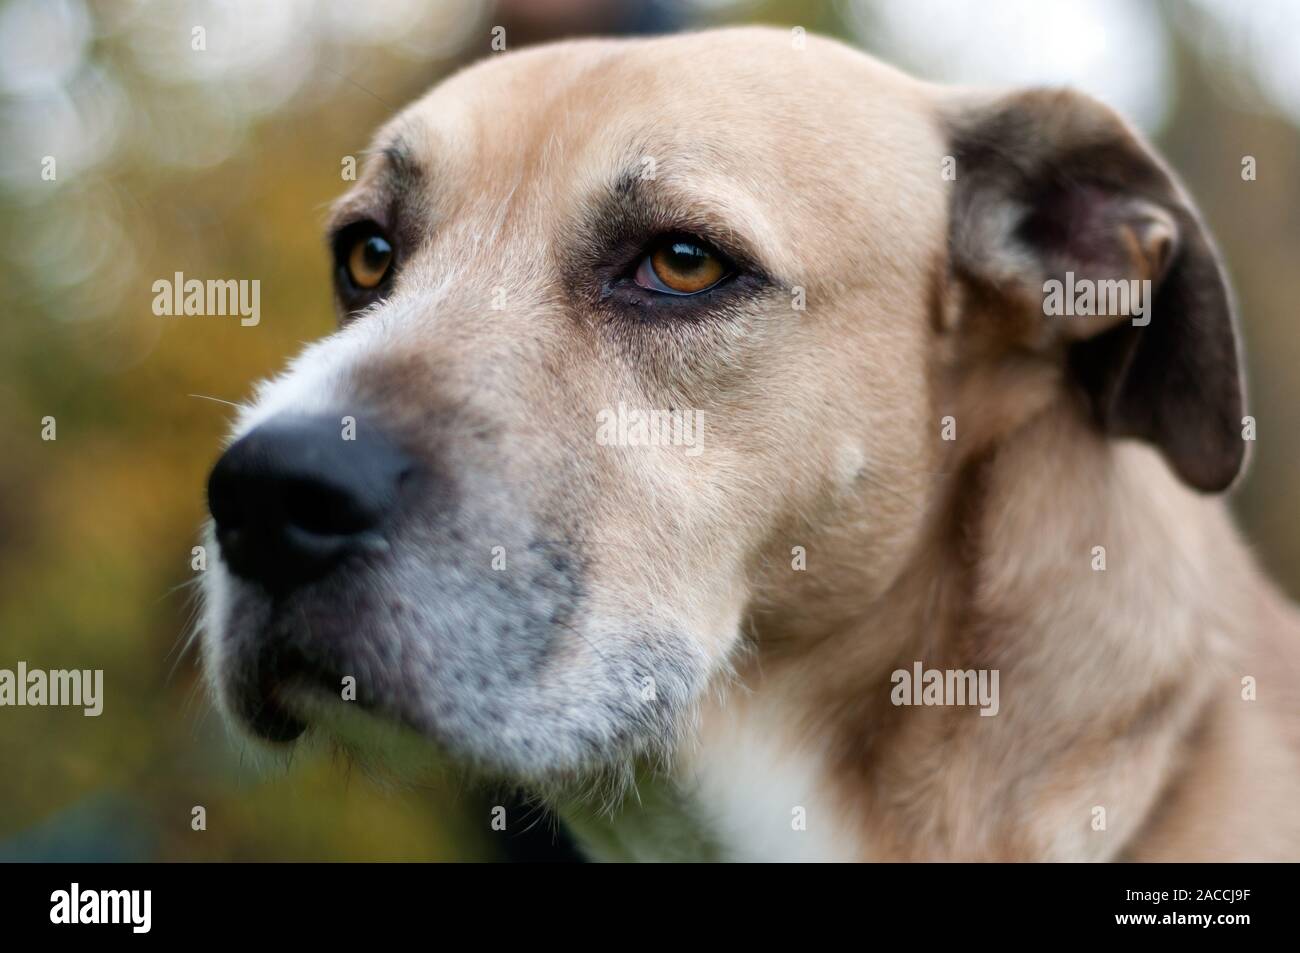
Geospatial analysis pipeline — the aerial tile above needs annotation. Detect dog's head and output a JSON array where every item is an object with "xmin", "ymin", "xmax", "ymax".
[{"xmin": 200, "ymin": 28, "xmax": 1243, "ymax": 786}]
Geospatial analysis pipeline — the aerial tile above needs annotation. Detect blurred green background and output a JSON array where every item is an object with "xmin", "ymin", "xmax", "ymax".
[{"xmin": 1, "ymin": 0, "xmax": 1297, "ymax": 861}]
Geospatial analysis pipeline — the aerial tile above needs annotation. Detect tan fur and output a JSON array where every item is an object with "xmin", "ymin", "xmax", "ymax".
[{"xmin": 230, "ymin": 27, "xmax": 1300, "ymax": 860}]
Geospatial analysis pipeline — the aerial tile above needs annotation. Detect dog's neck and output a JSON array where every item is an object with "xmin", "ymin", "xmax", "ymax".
[{"xmin": 566, "ymin": 397, "xmax": 1259, "ymax": 861}]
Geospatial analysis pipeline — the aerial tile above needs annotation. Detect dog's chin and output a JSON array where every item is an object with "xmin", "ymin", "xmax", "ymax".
[
  {"xmin": 260, "ymin": 680, "xmax": 645, "ymax": 801},
  {"xmin": 205, "ymin": 564, "xmax": 710, "ymax": 791},
  {"xmin": 266, "ymin": 680, "xmax": 452, "ymax": 785},
  {"xmin": 230, "ymin": 669, "xmax": 689, "ymax": 797}
]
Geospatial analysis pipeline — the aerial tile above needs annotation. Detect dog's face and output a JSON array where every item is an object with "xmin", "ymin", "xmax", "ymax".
[{"xmin": 201, "ymin": 28, "xmax": 1241, "ymax": 786}]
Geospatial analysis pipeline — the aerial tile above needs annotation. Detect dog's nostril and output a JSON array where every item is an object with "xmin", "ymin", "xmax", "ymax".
[
  {"xmin": 282, "ymin": 476, "xmax": 381, "ymax": 537},
  {"xmin": 207, "ymin": 414, "xmax": 414, "ymax": 593}
]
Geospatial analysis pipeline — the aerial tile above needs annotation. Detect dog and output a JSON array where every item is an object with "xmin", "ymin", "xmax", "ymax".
[{"xmin": 199, "ymin": 27, "xmax": 1300, "ymax": 861}]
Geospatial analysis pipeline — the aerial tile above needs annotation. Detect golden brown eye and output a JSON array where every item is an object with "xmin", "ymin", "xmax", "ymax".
[
  {"xmin": 635, "ymin": 236, "xmax": 728, "ymax": 295},
  {"xmin": 346, "ymin": 233, "xmax": 393, "ymax": 289}
]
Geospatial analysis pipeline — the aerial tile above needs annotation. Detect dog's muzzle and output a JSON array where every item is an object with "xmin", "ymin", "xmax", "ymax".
[{"xmin": 206, "ymin": 413, "xmax": 419, "ymax": 741}]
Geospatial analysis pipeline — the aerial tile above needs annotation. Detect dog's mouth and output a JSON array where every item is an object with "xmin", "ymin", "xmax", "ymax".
[
  {"xmin": 226, "ymin": 626, "xmax": 467, "ymax": 783},
  {"xmin": 245, "ymin": 687, "xmax": 308, "ymax": 743},
  {"xmin": 233, "ymin": 636, "xmax": 358, "ymax": 745},
  {"xmin": 231, "ymin": 629, "xmax": 465, "ymax": 778},
  {"xmin": 219, "ymin": 582, "xmax": 421, "ymax": 747}
]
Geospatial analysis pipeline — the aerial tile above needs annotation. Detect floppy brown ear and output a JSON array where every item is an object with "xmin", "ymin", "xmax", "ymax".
[{"xmin": 944, "ymin": 88, "xmax": 1246, "ymax": 492}]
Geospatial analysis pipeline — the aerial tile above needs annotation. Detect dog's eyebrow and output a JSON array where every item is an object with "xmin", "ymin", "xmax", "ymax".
[
  {"xmin": 325, "ymin": 136, "xmax": 428, "ymax": 239},
  {"xmin": 596, "ymin": 162, "xmax": 776, "ymax": 278},
  {"xmin": 378, "ymin": 138, "xmax": 423, "ymax": 195}
]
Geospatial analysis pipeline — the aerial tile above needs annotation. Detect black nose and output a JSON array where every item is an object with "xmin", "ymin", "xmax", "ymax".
[{"xmin": 207, "ymin": 414, "xmax": 414, "ymax": 593}]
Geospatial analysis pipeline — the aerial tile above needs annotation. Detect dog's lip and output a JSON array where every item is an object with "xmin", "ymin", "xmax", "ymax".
[
  {"xmin": 236, "ymin": 642, "xmax": 326, "ymax": 744},
  {"xmin": 226, "ymin": 593, "xmax": 409, "ymax": 745},
  {"xmin": 266, "ymin": 674, "xmax": 449, "ymax": 755},
  {"xmin": 246, "ymin": 693, "xmax": 308, "ymax": 743},
  {"xmin": 248, "ymin": 666, "xmax": 405, "ymax": 745},
  {"xmin": 239, "ymin": 666, "xmax": 310, "ymax": 743}
]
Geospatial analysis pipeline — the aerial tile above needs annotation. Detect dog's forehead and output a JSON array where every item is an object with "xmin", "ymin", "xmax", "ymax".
[{"xmin": 367, "ymin": 28, "xmax": 936, "ymax": 192}]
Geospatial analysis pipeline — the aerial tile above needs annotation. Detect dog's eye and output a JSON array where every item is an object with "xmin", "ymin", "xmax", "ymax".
[
  {"xmin": 634, "ymin": 235, "xmax": 730, "ymax": 295},
  {"xmin": 344, "ymin": 230, "xmax": 394, "ymax": 290}
]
